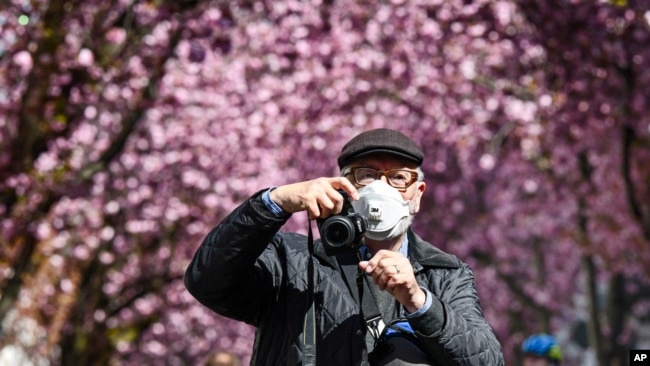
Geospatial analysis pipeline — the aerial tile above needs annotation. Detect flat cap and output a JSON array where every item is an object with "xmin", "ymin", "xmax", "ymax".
[{"xmin": 337, "ymin": 128, "xmax": 424, "ymax": 168}]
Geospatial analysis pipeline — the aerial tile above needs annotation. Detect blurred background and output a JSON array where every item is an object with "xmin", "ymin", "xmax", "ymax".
[{"xmin": 1, "ymin": 0, "xmax": 649, "ymax": 365}]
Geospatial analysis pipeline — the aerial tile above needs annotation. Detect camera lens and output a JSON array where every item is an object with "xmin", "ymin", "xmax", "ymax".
[{"xmin": 321, "ymin": 217, "xmax": 355, "ymax": 248}]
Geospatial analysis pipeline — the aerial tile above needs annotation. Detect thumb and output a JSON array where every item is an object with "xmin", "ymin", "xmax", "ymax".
[{"xmin": 358, "ymin": 261, "xmax": 370, "ymax": 271}]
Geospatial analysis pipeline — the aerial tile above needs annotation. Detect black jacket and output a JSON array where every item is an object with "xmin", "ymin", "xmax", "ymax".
[{"xmin": 185, "ymin": 191, "xmax": 504, "ymax": 365}]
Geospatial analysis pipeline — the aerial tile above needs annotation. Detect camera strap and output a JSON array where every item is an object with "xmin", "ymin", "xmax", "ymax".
[
  {"xmin": 303, "ymin": 220, "xmax": 380, "ymax": 366},
  {"xmin": 302, "ymin": 219, "xmax": 317, "ymax": 366},
  {"xmin": 357, "ymin": 265, "xmax": 385, "ymax": 339}
]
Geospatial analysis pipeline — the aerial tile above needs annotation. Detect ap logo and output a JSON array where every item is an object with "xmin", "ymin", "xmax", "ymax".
[{"xmin": 631, "ymin": 350, "xmax": 650, "ymax": 364}]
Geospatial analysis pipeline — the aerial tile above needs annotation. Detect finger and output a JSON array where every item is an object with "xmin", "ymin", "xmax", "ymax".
[
  {"xmin": 362, "ymin": 261, "xmax": 374, "ymax": 273},
  {"xmin": 372, "ymin": 255, "xmax": 397, "ymax": 275},
  {"xmin": 326, "ymin": 188, "xmax": 346, "ymax": 215},
  {"xmin": 391, "ymin": 264, "xmax": 401, "ymax": 275},
  {"xmin": 369, "ymin": 249, "xmax": 397, "ymax": 263},
  {"xmin": 358, "ymin": 261, "xmax": 370, "ymax": 271},
  {"xmin": 318, "ymin": 188, "xmax": 356, "ymax": 220},
  {"xmin": 380, "ymin": 263, "xmax": 401, "ymax": 282},
  {"xmin": 379, "ymin": 271, "xmax": 403, "ymax": 294},
  {"xmin": 303, "ymin": 200, "xmax": 321, "ymax": 220},
  {"xmin": 330, "ymin": 177, "xmax": 359, "ymax": 200},
  {"xmin": 300, "ymin": 178, "xmax": 338, "ymax": 218}
]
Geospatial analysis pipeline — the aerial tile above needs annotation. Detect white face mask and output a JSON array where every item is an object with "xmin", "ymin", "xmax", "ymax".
[{"xmin": 351, "ymin": 180, "xmax": 412, "ymax": 241}]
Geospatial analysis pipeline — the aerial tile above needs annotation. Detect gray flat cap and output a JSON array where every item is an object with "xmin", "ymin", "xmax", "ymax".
[{"xmin": 337, "ymin": 128, "xmax": 423, "ymax": 168}]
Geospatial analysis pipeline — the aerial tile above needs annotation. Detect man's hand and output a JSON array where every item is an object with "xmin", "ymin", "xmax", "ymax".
[
  {"xmin": 269, "ymin": 177, "xmax": 359, "ymax": 219},
  {"xmin": 359, "ymin": 250, "xmax": 427, "ymax": 313}
]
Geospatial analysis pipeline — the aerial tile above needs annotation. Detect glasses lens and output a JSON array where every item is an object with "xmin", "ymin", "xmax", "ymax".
[
  {"xmin": 353, "ymin": 168, "xmax": 415, "ymax": 189},
  {"xmin": 354, "ymin": 168, "xmax": 378, "ymax": 185},
  {"xmin": 386, "ymin": 170, "xmax": 413, "ymax": 188}
]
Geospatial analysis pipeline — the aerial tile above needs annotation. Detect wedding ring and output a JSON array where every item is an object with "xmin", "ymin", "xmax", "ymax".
[{"xmin": 394, "ymin": 265, "xmax": 400, "ymax": 274}]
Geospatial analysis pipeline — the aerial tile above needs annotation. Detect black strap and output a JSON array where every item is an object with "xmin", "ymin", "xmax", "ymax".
[
  {"xmin": 355, "ymin": 251, "xmax": 380, "ymax": 365},
  {"xmin": 302, "ymin": 223, "xmax": 385, "ymax": 366},
  {"xmin": 302, "ymin": 220, "xmax": 317, "ymax": 366},
  {"xmin": 356, "ymin": 255, "xmax": 383, "ymax": 327}
]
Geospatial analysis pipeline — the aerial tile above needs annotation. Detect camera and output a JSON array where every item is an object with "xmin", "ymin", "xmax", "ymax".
[{"xmin": 317, "ymin": 190, "xmax": 367, "ymax": 256}]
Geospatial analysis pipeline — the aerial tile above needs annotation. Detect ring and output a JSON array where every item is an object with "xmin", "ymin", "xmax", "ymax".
[{"xmin": 394, "ymin": 265, "xmax": 400, "ymax": 274}]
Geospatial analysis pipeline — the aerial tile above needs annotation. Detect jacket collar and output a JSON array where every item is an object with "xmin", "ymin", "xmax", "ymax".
[
  {"xmin": 406, "ymin": 230, "xmax": 460, "ymax": 270},
  {"xmin": 314, "ymin": 229, "xmax": 459, "ymax": 276},
  {"xmin": 314, "ymin": 229, "xmax": 460, "ymax": 309}
]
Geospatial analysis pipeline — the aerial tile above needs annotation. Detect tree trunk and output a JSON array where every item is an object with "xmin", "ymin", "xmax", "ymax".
[{"xmin": 583, "ymin": 255, "xmax": 606, "ymax": 365}]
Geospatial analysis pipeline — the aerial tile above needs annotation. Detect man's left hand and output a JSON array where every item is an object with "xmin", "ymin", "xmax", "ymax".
[{"xmin": 359, "ymin": 250, "xmax": 426, "ymax": 313}]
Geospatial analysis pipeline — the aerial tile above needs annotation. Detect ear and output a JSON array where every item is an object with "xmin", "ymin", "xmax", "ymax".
[{"xmin": 410, "ymin": 181, "xmax": 426, "ymax": 214}]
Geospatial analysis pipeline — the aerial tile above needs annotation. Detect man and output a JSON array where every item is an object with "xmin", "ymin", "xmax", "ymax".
[
  {"xmin": 522, "ymin": 334, "xmax": 563, "ymax": 366},
  {"xmin": 185, "ymin": 128, "xmax": 504, "ymax": 365}
]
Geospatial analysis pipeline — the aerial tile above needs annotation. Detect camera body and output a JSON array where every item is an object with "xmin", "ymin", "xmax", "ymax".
[{"xmin": 317, "ymin": 191, "xmax": 367, "ymax": 256}]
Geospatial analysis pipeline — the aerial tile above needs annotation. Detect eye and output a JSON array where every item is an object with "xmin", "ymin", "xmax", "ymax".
[
  {"xmin": 388, "ymin": 170, "xmax": 410, "ymax": 183},
  {"xmin": 355, "ymin": 168, "xmax": 378, "ymax": 183}
]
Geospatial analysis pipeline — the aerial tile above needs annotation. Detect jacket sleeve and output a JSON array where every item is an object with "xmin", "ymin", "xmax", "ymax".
[
  {"xmin": 410, "ymin": 263, "xmax": 505, "ymax": 365},
  {"xmin": 183, "ymin": 190, "xmax": 290, "ymax": 326}
]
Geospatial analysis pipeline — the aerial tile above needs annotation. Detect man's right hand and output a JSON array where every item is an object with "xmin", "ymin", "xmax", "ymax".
[{"xmin": 269, "ymin": 177, "xmax": 359, "ymax": 220}]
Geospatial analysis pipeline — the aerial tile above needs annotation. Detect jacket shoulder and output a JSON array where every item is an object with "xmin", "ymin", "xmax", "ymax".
[{"xmin": 408, "ymin": 231, "xmax": 461, "ymax": 269}]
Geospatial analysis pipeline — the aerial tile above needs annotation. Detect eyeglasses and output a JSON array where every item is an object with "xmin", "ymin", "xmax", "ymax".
[{"xmin": 346, "ymin": 167, "xmax": 419, "ymax": 192}]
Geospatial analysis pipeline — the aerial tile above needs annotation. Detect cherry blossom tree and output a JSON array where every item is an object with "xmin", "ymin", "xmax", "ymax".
[{"xmin": 1, "ymin": 1, "xmax": 649, "ymax": 365}]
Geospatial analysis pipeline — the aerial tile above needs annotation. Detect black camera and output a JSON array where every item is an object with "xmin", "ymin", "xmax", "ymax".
[{"xmin": 317, "ymin": 190, "xmax": 367, "ymax": 256}]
